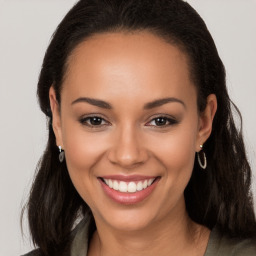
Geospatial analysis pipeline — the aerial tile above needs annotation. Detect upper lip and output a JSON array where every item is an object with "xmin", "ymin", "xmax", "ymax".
[{"xmin": 99, "ymin": 175, "xmax": 159, "ymax": 182}]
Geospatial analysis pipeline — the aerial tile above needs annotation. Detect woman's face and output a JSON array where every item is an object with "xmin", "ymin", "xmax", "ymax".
[{"xmin": 50, "ymin": 31, "xmax": 216, "ymax": 232}]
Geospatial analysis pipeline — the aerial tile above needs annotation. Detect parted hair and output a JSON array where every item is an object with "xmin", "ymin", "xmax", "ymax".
[{"xmin": 23, "ymin": 0, "xmax": 256, "ymax": 255}]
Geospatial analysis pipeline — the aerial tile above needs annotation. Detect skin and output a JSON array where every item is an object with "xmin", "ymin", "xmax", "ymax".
[{"xmin": 50, "ymin": 31, "xmax": 217, "ymax": 256}]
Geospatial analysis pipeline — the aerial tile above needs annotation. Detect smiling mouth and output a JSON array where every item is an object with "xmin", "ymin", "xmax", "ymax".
[{"xmin": 100, "ymin": 177, "xmax": 159, "ymax": 193}]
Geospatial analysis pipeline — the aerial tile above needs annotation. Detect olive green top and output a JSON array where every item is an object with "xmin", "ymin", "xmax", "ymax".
[
  {"xmin": 23, "ymin": 219, "xmax": 256, "ymax": 256},
  {"xmin": 71, "ymin": 219, "xmax": 256, "ymax": 256},
  {"xmin": 204, "ymin": 226, "xmax": 256, "ymax": 255}
]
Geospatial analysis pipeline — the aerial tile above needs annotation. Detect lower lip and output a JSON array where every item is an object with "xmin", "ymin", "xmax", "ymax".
[{"xmin": 99, "ymin": 178, "xmax": 160, "ymax": 205}]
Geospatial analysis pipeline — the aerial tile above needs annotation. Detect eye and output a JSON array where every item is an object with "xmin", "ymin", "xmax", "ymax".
[
  {"xmin": 146, "ymin": 116, "xmax": 177, "ymax": 127},
  {"xmin": 80, "ymin": 116, "xmax": 109, "ymax": 127}
]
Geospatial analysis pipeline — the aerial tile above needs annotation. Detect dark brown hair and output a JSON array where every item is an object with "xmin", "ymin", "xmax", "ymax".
[{"xmin": 23, "ymin": 0, "xmax": 256, "ymax": 255}]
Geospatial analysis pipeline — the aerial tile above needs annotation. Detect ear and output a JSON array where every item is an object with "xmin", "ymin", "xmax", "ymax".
[
  {"xmin": 49, "ymin": 86, "xmax": 64, "ymax": 148},
  {"xmin": 196, "ymin": 94, "xmax": 217, "ymax": 152}
]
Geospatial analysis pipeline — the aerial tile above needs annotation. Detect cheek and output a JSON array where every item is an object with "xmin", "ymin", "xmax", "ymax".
[
  {"xmin": 150, "ymin": 124, "xmax": 198, "ymax": 186},
  {"xmin": 62, "ymin": 122, "xmax": 108, "ymax": 171},
  {"xmin": 60, "ymin": 120, "xmax": 110, "ymax": 201},
  {"xmin": 162, "ymin": 134, "xmax": 196, "ymax": 169}
]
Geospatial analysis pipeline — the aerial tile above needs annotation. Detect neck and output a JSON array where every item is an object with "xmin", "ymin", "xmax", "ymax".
[{"xmin": 88, "ymin": 201, "xmax": 210, "ymax": 256}]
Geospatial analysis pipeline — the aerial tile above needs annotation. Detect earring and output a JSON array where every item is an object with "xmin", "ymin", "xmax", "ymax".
[
  {"xmin": 58, "ymin": 146, "xmax": 65, "ymax": 163},
  {"xmin": 197, "ymin": 145, "xmax": 207, "ymax": 169}
]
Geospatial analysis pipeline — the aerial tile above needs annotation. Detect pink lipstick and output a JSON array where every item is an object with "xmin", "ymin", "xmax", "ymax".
[{"xmin": 99, "ymin": 175, "xmax": 160, "ymax": 205}]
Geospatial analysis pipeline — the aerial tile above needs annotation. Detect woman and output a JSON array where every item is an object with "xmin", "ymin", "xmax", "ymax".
[{"xmin": 22, "ymin": 0, "xmax": 256, "ymax": 255}]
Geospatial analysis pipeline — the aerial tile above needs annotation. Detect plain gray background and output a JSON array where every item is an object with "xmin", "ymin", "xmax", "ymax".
[{"xmin": 0, "ymin": 0, "xmax": 255, "ymax": 255}]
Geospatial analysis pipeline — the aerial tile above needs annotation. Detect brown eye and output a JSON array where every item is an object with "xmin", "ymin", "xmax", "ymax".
[
  {"xmin": 80, "ymin": 116, "xmax": 109, "ymax": 127},
  {"xmin": 89, "ymin": 117, "xmax": 103, "ymax": 125},
  {"xmin": 155, "ymin": 117, "xmax": 168, "ymax": 126},
  {"xmin": 146, "ymin": 116, "xmax": 178, "ymax": 127}
]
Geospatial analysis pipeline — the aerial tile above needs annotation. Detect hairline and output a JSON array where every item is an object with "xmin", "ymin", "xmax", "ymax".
[{"xmin": 60, "ymin": 28, "xmax": 200, "ymax": 110}]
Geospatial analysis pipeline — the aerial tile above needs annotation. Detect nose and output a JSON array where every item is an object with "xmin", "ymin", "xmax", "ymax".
[{"xmin": 107, "ymin": 124, "xmax": 149, "ymax": 169}]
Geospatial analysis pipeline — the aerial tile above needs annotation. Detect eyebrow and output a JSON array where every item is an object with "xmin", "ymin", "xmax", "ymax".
[
  {"xmin": 72, "ymin": 97, "xmax": 112, "ymax": 109},
  {"xmin": 71, "ymin": 97, "xmax": 186, "ymax": 109},
  {"xmin": 143, "ymin": 97, "xmax": 186, "ymax": 109}
]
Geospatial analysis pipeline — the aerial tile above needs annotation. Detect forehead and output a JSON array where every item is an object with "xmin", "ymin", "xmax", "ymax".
[{"xmin": 62, "ymin": 31, "xmax": 196, "ymax": 104}]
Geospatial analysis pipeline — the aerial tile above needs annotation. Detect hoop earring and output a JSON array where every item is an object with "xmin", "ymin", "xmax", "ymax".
[
  {"xmin": 58, "ymin": 146, "xmax": 65, "ymax": 163},
  {"xmin": 197, "ymin": 145, "xmax": 207, "ymax": 169}
]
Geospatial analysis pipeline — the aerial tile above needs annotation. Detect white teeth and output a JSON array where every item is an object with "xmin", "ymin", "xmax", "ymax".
[
  {"xmin": 127, "ymin": 182, "xmax": 137, "ymax": 193},
  {"xmin": 103, "ymin": 178, "xmax": 156, "ymax": 193},
  {"xmin": 113, "ymin": 180, "xmax": 119, "ymax": 190},
  {"xmin": 119, "ymin": 181, "xmax": 128, "ymax": 192},
  {"xmin": 137, "ymin": 181, "xmax": 143, "ymax": 191},
  {"xmin": 142, "ymin": 180, "xmax": 148, "ymax": 189},
  {"xmin": 148, "ymin": 178, "xmax": 154, "ymax": 186}
]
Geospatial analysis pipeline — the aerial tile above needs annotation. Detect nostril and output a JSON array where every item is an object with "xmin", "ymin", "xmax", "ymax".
[{"xmin": 107, "ymin": 148, "xmax": 149, "ymax": 168}]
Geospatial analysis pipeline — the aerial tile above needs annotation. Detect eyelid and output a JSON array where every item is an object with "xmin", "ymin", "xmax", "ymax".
[
  {"xmin": 145, "ymin": 114, "xmax": 178, "ymax": 127},
  {"xmin": 79, "ymin": 114, "xmax": 111, "ymax": 127},
  {"xmin": 79, "ymin": 113, "xmax": 109, "ymax": 121}
]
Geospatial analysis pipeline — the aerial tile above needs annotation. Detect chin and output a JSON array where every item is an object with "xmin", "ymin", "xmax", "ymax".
[{"xmin": 92, "ymin": 202, "xmax": 165, "ymax": 233}]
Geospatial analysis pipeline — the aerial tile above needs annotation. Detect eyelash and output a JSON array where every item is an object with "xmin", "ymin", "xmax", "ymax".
[
  {"xmin": 145, "ymin": 116, "xmax": 178, "ymax": 127},
  {"xmin": 79, "ymin": 115, "xmax": 178, "ymax": 128},
  {"xmin": 79, "ymin": 115, "xmax": 110, "ymax": 128}
]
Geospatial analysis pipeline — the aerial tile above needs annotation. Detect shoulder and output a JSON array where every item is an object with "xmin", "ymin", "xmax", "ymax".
[
  {"xmin": 21, "ymin": 216, "xmax": 92, "ymax": 256},
  {"xmin": 220, "ymin": 235, "xmax": 256, "ymax": 256},
  {"xmin": 21, "ymin": 249, "xmax": 42, "ymax": 256},
  {"xmin": 205, "ymin": 227, "xmax": 256, "ymax": 256}
]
